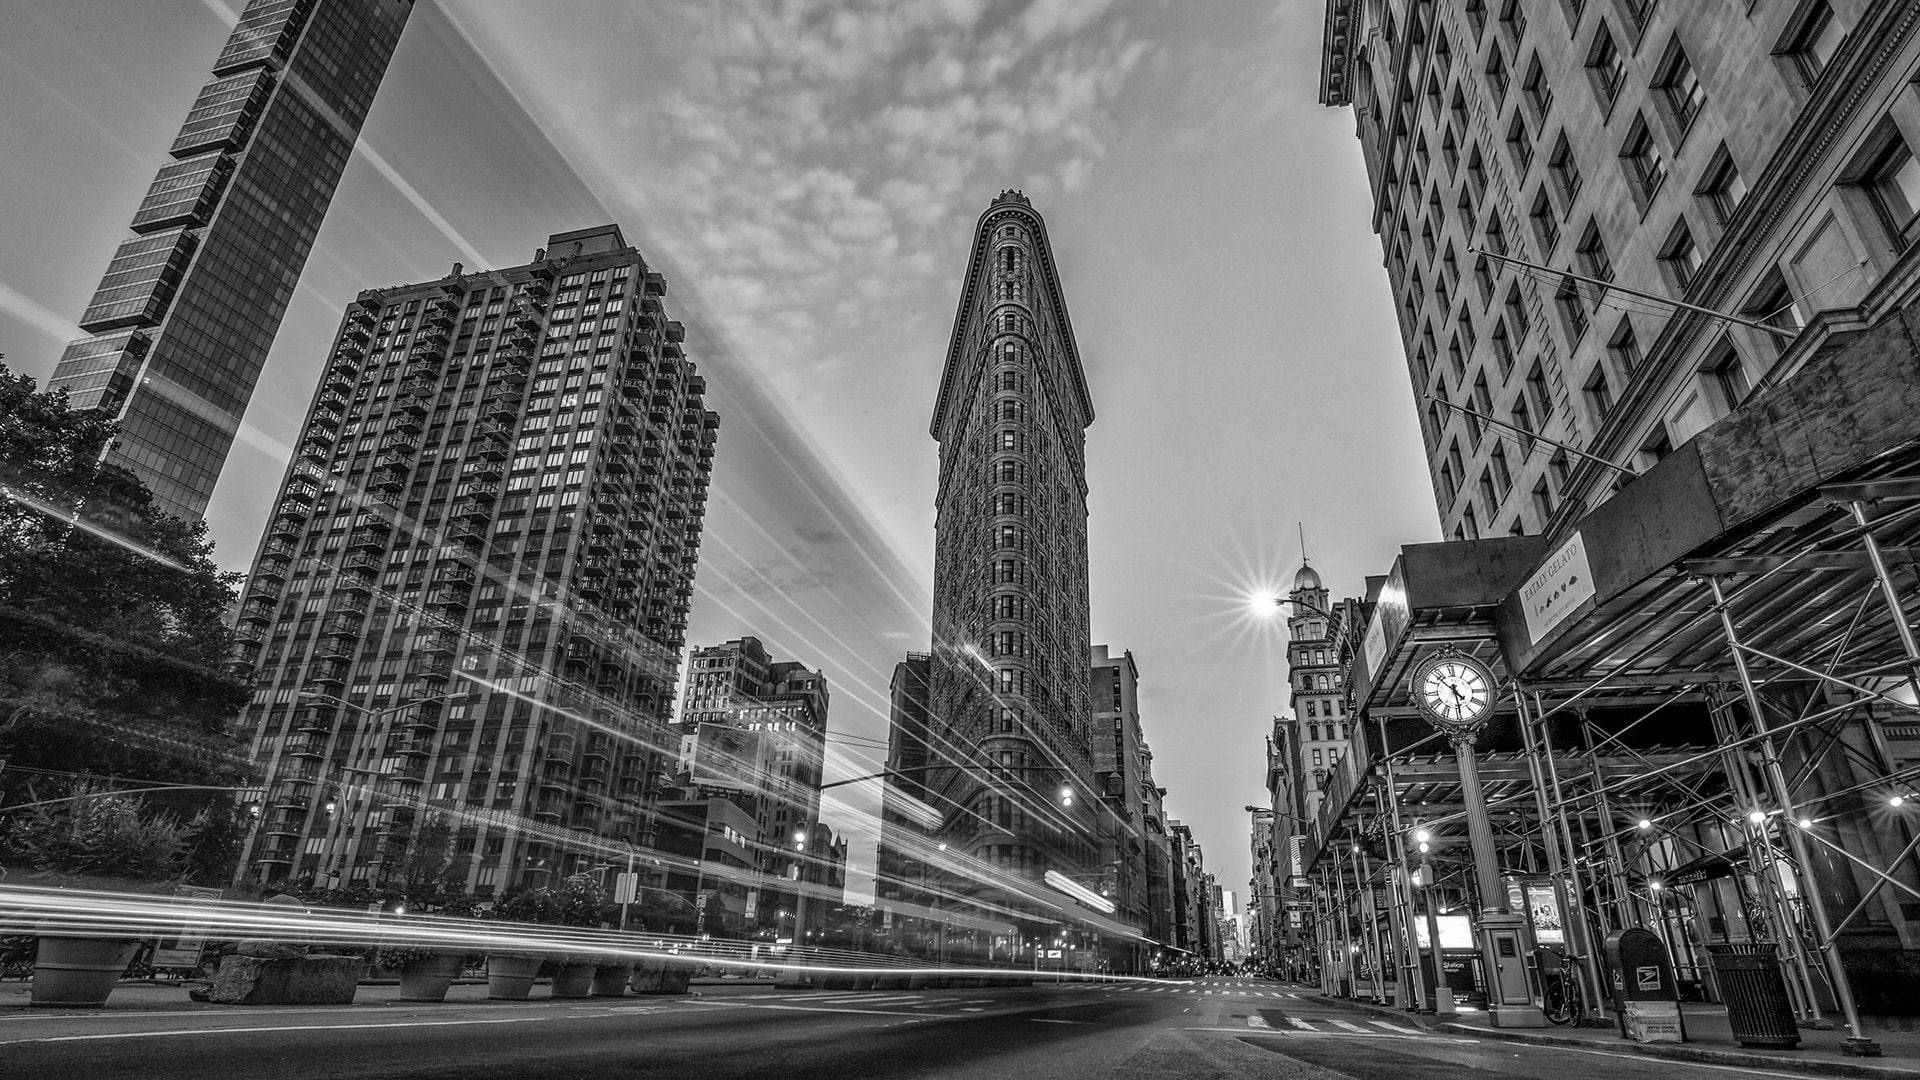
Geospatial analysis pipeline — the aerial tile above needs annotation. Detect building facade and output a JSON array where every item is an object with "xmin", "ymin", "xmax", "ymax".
[
  {"xmin": 1320, "ymin": 0, "xmax": 1920, "ymax": 539},
  {"xmin": 924, "ymin": 192, "xmax": 1100, "ymax": 899},
  {"xmin": 669, "ymin": 635, "xmax": 830, "ymax": 923},
  {"xmin": 231, "ymin": 224, "xmax": 717, "ymax": 896},
  {"xmin": 50, "ymin": 0, "xmax": 414, "ymax": 519}
]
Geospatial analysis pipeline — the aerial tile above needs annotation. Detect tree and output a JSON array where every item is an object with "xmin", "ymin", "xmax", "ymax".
[{"xmin": 0, "ymin": 360, "xmax": 253, "ymax": 884}]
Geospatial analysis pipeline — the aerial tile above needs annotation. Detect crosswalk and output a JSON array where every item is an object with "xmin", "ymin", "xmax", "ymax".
[
  {"xmin": 1250, "ymin": 1016, "xmax": 1431, "ymax": 1039},
  {"xmin": 778, "ymin": 992, "xmax": 998, "ymax": 1013},
  {"xmin": 1074, "ymin": 984, "xmax": 1305, "ymax": 999}
]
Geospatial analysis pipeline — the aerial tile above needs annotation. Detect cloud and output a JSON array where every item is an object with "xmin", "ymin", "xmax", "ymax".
[{"xmin": 464, "ymin": 0, "xmax": 1162, "ymax": 385}]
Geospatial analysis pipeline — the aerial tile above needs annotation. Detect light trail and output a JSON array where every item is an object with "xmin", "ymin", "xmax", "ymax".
[{"xmin": 0, "ymin": 883, "xmax": 1176, "ymax": 982}]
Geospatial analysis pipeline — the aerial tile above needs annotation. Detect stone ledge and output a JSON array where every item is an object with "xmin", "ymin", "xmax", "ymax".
[{"xmin": 207, "ymin": 955, "xmax": 367, "ymax": 1006}]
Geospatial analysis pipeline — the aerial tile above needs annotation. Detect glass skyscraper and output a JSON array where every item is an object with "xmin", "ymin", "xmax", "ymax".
[{"xmin": 50, "ymin": 0, "xmax": 414, "ymax": 519}]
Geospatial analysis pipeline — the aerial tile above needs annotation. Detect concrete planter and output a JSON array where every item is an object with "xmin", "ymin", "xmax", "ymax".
[
  {"xmin": 550, "ymin": 962, "xmax": 597, "ymax": 998},
  {"xmin": 397, "ymin": 954, "xmax": 465, "ymax": 1002},
  {"xmin": 590, "ymin": 963, "xmax": 632, "ymax": 996},
  {"xmin": 486, "ymin": 954, "xmax": 544, "ymax": 1000},
  {"xmin": 30, "ymin": 936, "xmax": 137, "ymax": 1008}
]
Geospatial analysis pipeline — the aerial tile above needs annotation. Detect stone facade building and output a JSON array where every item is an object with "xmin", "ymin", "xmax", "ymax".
[
  {"xmin": 232, "ymin": 224, "xmax": 716, "ymax": 895},
  {"xmin": 1320, "ymin": 0, "xmax": 1920, "ymax": 538},
  {"xmin": 925, "ymin": 192, "xmax": 1100, "ymax": 893}
]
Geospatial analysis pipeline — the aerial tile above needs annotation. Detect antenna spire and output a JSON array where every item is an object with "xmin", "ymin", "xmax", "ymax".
[{"xmin": 1298, "ymin": 522, "xmax": 1309, "ymax": 563}]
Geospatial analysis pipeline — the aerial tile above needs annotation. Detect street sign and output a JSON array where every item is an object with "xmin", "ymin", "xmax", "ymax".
[
  {"xmin": 745, "ymin": 888, "xmax": 758, "ymax": 919},
  {"xmin": 1045, "ymin": 949, "xmax": 1063, "ymax": 959},
  {"xmin": 613, "ymin": 872, "xmax": 638, "ymax": 904},
  {"xmin": 695, "ymin": 892, "xmax": 709, "ymax": 911}
]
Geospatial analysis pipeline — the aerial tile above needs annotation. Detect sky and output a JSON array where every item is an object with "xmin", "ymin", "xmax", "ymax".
[{"xmin": 0, "ymin": 0, "xmax": 1440, "ymax": 916}]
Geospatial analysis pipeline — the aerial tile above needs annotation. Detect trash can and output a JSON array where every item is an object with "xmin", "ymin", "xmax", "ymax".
[{"xmin": 1706, "ymin": 943, "xmax": 1800, "ymax": 1049}]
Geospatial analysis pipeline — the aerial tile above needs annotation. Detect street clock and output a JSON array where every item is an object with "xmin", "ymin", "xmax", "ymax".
[{"xmin": 1411, "ymin": 650, "xmax": 1497, "ymax": 736}]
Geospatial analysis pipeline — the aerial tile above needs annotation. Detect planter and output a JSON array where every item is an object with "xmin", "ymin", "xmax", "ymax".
[
  {"xmin": 31, "ymin": 936, "xmax": 137, "ymax": 1008},
  {"xmin": 591, "ymin": 963, "xmax": 632, "ymax": 997},
  {"xmin": 397, "ymin": 954, "xmax": 465, "ymax": 1003},
  {"xmin": 486, "ymin": 953, "xmax": 545, "ymax": 1000},
  {"xmin": 550, "ymin": 962, "xmax": 597, "ymax": 999}
]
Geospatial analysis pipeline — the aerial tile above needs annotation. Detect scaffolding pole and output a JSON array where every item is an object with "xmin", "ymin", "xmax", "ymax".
[{"xmin": 1708, "ymin": 575, "xmax": 1880, "ymax": 1056}]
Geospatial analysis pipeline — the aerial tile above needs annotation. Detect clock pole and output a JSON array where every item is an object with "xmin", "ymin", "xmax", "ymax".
[{"xmin": 1414, "ymin": 650, "xmax": 1547, "ymax": 1029}]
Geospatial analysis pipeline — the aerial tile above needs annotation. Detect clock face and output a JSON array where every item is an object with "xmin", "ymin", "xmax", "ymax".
[{"xmin": 1417, "ymin": 656, "xmax": 1494, "ymax": 728}]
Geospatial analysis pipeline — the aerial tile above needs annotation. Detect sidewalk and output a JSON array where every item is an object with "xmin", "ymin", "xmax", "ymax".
[{"xmin": 1314, "ymin": 988, "xmax": 1920, "ymax": 1080}]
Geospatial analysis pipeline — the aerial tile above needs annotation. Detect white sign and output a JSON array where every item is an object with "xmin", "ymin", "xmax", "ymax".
[
  {"xmin": 1362, "ymin": 614, "xmax": 1389, "ymax": 685},
  {"xmin": 613, "ymin": 872, "xmax": 638, "ymax": 904},
  {"xmin": 1521, "ymin": 531, "xmax": 1595, "ymax": 644},
  {"xmin": 744, "ymin": 888, "xmax": 759, "ymax": 919},
  {"xmin": 1623, "ymin": 1000, "xmax": 1684, "ymax": 1043}
]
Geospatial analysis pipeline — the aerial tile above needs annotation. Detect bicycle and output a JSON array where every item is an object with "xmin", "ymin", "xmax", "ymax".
[{"xmin": 1539, "ymin": 959, "xmax": 1584, "ymax": 1025}]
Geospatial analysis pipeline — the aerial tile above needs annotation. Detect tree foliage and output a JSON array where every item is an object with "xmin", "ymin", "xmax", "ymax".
[{"xmin": 0, "ymin": 360, "xmax": 253, "ymax": 880}]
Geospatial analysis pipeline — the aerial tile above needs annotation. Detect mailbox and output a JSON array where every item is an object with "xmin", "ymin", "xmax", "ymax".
[{"xmin": 1603, "ymin": 928, "xmax": 1687, "ymax": 1043}]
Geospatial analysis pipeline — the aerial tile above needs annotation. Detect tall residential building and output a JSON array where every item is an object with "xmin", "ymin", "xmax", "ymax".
[
  {"xmin": 231, "ymin": 224, "xmax": 717, "ymax": 895},
  {"xmin": 49, "ymin": 0, "xmax": 415, "ymax": 519},
  {"xmin": 670, "ymin": 635, "xmax": 830, "ymax": 909},
  {"xmin": 925, "ymin": 190, "xmax": 1099, "ymax": 901},
  {"xmin": 1319, "ymin": 0, "xmax": 1920, "ymax": 538}
]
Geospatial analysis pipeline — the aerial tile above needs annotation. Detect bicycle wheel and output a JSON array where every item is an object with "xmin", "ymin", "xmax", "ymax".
[{"xmin": 1543, "ymin": 980, "xmax": 1576, "ymax": 1025}]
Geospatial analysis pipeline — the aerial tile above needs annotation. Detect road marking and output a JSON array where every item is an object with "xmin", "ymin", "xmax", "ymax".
[
  {"xmin": 1287, "ymin": 1017, "xmax": 1315, "ymax": 1031},
  {"xmin": 1031, "ymin": 1018, "xmax": 1090, "ymax": 1025},
  {"xmin": 1370, "ymin": 1020, "xmax": 1424, "ymax": 1034},
  {"xmin": 1185, "ymin": 1027, "xmax": 1475, "ymax": 1044},
  {"xmin": 1247, "ymin": 1015, "xmax": 1271, "ymax": 1029},
  {"xmin": 6, "ymin": 1016, "xmax": 559, "ymax": 1044},
  {"xmin": 681, "ymin": 999, "xmax": 960, "ymax": 1020},
  {"xmin": 1330, "ymin": 1020, "xmax": 1373, "ymax": 1034}
]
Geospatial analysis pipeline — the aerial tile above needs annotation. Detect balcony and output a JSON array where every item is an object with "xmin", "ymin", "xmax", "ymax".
[
  {"xmin": 323, "ymin": 368, "xmax": 356, "ymax": 396},
  {"xmin": 305, "ymin": 658, "xmax": 350, "ymax": 685},
  {"xmin": 345, "ymin": 528, "xmax": 387, "ymax": 553},
  {"xmin": 237, "ymin": 598, "xmax": 276, "ymax": 624},
  {"xmin": 368, "ymin": 464, "xmax": 407, "ymax": 492},
  {"xmin": 456, "ymin": 479, "xmax": 500, "ymax": 503},
  {"xmin": 463, "ymin": 462, "xmax": 504, "ymax": 485},
  {"xmin": 481, "ymin": 396, "xmax": 517, "ymax": 422},
  {"xmin": 426, "ymin": 585, "xmax": 470, "ymax": 611},
  {"xmin": 254, "ymin": 554, "xmax": 292, "ymax": 584}
]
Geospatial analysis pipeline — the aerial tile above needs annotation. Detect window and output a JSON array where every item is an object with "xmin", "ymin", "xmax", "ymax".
[
  {"xmin": 1556, "ymin": 276, "xmax": 1589, "ymax": 342},
  {"xmin": 1583, "ymin": 365, "xmax": 1614, "ymax": 419},
  {"xmin": 1442, "ymin": 127, "xmax": 1459, "ymax": 174},
  {"xmin": 1621, "ymin": 115, "xmax": 1667, "ymax": 201},
  {"xmin": 1659, "ymin": 218, "xmax": 1703, "ymax": 290},
  {"xmin": 1522, "ymin": 54, "xmax": 1552, "ymax": 120},
  {"xmin": 1465, "ymin": 0, "xmax": 1488, "ymax": 38},
  {"xmin": 1858, "ymin": 130, "xmax": 1920, "ymax": 248},
  {"xmin": 1779, "ymin": 2, "xmax": 1847, "ymax": 86},
  {"xmin": 1486, "ymin": 43, "xmax": 1509, "ymax": 100},
  {"xmin": 1500, "ymin": 0, "xmax": 1528, "ymax": 44},
  {"xmin": 1491, "ymin": 319, "xmax": 1515, "ymax": 372},
  {"xmin": 1527, "ymin": 361, "xmax": 1552, "ymax": 418},
  {"xmin": 1586, "ymin": 23, "xmax": 1626, "ymax": 109},
  {"xmin": 1575, "ymin": 220, "xmax": 1613, "ymax": 281},
  {"xmin": 1474, "ymin": 253, "xmax": 1497, "ymax": 307},
  {"xmin": 1532, "ymin": 477, "xmax": 1555, "ymax": 521},
  {"xmin": 1491, "ymin": 443, "xmax": 1513, "ymax": 499},
  {"xmin": 1705, "ymin": 342, "xmax": 1752, "ymax": 410},
  {"xmin": 1504, "ymin": 284, "xmax": 1531, "ymax": 338},
  {"xmin": 1530, "ymin": 188, "xmax": 1561, "ymax": 252},
  {"xmin": 1741, "ymin": 266, "xmax": 1806, "ymax": 350},
  {"xmin": 1506, "ymin": 112, "xmax": 1533, "ymax": 173},
  {"xmin": 1606, "ymin": 318, "xmax": 1643, "ymax": 373},
  {"xmin": 1479, "ymin": 469, "xmax": 1498, "ymax": 516},
  {"xmin": 1637, "ymin": 425, "xmax": 1674, "ymax": 471},
  {"xmin": 1548, "ymin": 134, "xmax": 1583, "ymax": 206},
  {"xmin": 1511, "ymin": 395, "xmax": 1536, "ymax": 448},
  {"xmin": 1696, "ymin": 145, "xmax": 1748, "ymax": 228},
  {"xmin": 1620, "ymin": 0, "xmax": 1655, "ymax": 33},
  {"xmin": 1653, "ymin": 40, "xmax": 1704, "ymax": 133}
]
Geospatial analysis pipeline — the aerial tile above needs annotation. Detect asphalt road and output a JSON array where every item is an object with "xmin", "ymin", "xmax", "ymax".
[{"xmin": 0, "ymin": 977, "xmax": 1820, "ymax": 1079}]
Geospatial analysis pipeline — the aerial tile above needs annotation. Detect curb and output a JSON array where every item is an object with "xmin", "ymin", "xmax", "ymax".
[
  {"xmin": 1308, "ymin": 991, "xmax": 1920, "ymax": 1080},
  {"xmin": 1432, "ymin": 1021, "xmax": 1920, "ymax": 1080}
]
